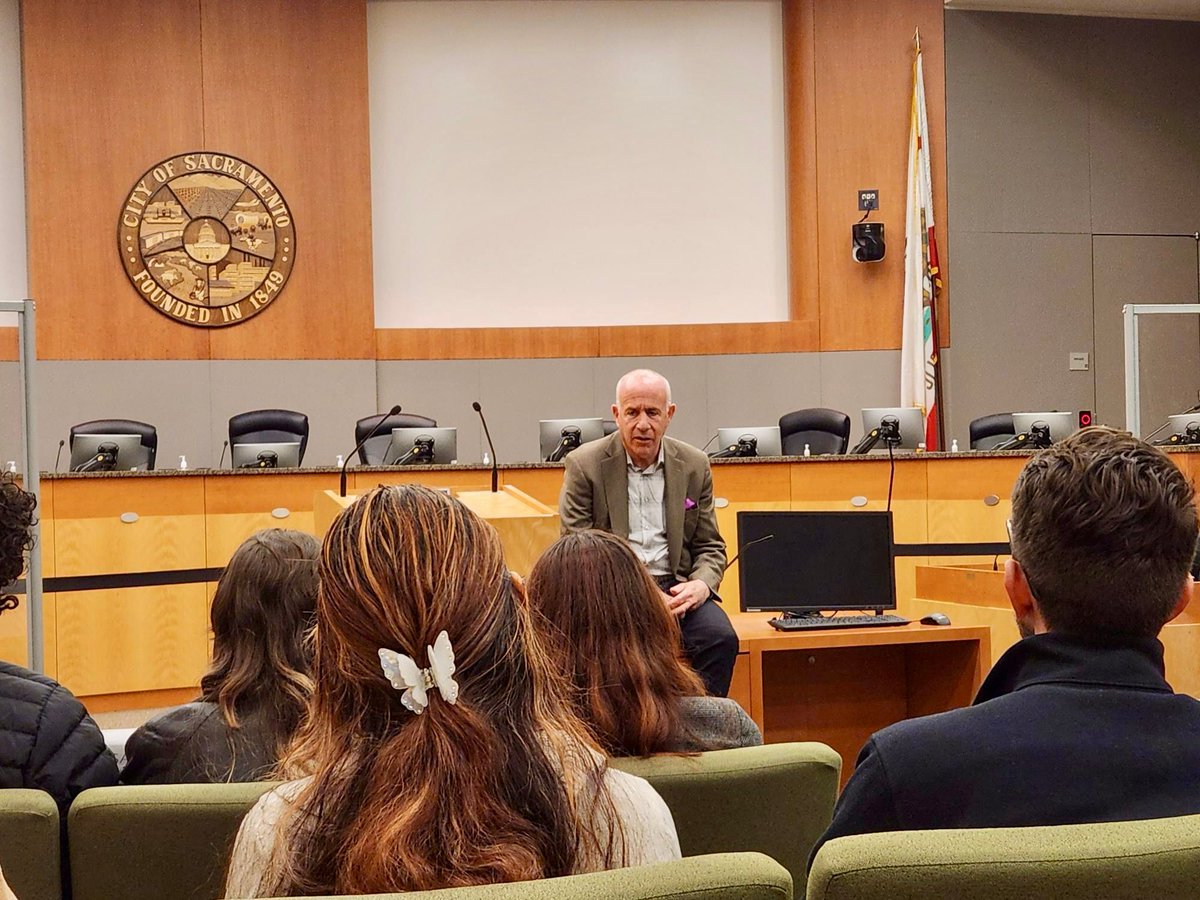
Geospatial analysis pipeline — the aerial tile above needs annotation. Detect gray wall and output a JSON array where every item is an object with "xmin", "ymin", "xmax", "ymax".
[
  {"xmin": 944, "ymin": 10, "xmax": 1200, "ymax": 442},
  {"xmin": 0, "ymin": 352, "xmax": 902, "ymax": 471}
]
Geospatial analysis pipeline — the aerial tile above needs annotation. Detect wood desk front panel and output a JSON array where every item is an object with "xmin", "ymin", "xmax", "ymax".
[
  {"xmin": 21, "ymin": 455, "xmax": 1103, "ymax": 704},
  {"xmin": 729, "ymin": 614, "xmax": 989, "ymax": 784}
]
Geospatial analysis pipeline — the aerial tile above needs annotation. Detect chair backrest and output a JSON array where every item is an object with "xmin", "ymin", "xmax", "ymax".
[
  {"xmin": 969, "ymin": 412, "xmax": 1015, "ymax": 450},
  {"xmin": 806, "ymin": 814, "xmax": 1200, "ymax": 900},
  {"xmin": 69, "ymin": 419, "xmax": 158, "ymax": 470},
  {"xmin": 355, "ymin": 412, "xmax": 438, "ymax": 464},
  {"xmin": 69, "ymin": 782, "xmax": 273, "ymax": 900},
  {"xmin": 611, "ymin": 742, "xmax": 840, "ymax": 887},
  {"xmin": 68, "ymin": 783, "xmax": 790, "ymax": 900},
  {"xmin": 354, "ymin": 853, "xmax": 791, "ymax": 900},
  {"xmin": 777, "ymin": 409, "xmax": 850, "ymax": 456},
  {"xmin": 0, "ymin": 790, "xmax": 60, "ymax": 900},
  {"xmin": 228, "ymin": 409, "xmax": 309, "ymax": 464}
]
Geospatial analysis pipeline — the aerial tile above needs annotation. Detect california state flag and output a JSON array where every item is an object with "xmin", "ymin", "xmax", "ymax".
[{"xmin": 900, "ymin": 30, "xmax": 943, "ymax": 450}]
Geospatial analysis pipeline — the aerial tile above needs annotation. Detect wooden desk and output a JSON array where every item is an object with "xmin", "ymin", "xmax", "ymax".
[
  {"xmin": 912, "ymin": 563, "xmax": 1200, "ymax": 697},
  {"xmin": 727, "ymin": 613, "xmax": 991, "ymax": 783},
  {"xmin": 18, "ymin": 449, "xmax": 1195, "ymax": 708}
]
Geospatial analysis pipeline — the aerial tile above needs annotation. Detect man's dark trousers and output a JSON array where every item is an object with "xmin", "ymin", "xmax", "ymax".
[{"xmin": 656, "ymin": 574, "xmax": 739, "ymax": 697}]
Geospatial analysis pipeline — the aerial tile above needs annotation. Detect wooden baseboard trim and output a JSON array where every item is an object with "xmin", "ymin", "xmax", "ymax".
[
  {"xmin": 82, "ymin": 685, "xmax": 197, "ymax": 714},
  {"xmin": 375, "ymin": 320, "xmax": 820, "ymax": 360}
]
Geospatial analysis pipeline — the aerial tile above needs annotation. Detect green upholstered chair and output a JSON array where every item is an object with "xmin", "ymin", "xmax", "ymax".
[
  {"xmin": 68, "ymin": 781, "xmax": 272, "ymax": 900},
  {"xmin": 268, "ymin": 852, "xmax": 792, "ymax": 900},
  {"xmin": 611, "ymin": 742, "xmax": 842, "ymax": 887},
  {"xmin": 807, "ymin": 814, "xmax": 1200, "ymax": 900},
  {"xmin": 0, "ymin": 790, "xmax": 60, "ymax": 900}
]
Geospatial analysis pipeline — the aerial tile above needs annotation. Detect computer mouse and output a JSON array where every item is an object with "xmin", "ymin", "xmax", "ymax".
[{"xmin": 920, "ymin": 612, "xmax": 951, "ymax": 626}]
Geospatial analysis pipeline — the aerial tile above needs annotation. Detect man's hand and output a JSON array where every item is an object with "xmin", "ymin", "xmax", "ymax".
[{"xmin": 664, "ymin": 579, "xmax": 710, "ymax": 617}]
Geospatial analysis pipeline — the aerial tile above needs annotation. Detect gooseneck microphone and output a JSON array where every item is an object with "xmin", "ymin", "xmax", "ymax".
[
  {"xmin": 341, "ymin": 404, "xmax": 402, "ymax": 497},
  {"xmin": 472, "ymin": 401, "xmax": 499, "ymax": 492},
  {"xmin": 725, "ymin": 533, "xmax": 775, "ymax": 571},
  {"xmin": 54, "ymin": 439, "xmax": 65, "ymax": 473},
  {"xmin": 217, "ymin": 440, "xmax": 229, "ymax": 469}
]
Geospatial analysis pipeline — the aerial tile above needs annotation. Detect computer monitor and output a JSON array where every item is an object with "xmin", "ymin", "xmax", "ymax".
[
  {"xmin": 539, "ymin": 418, "xmax": 605, "ymax": 462},
  {"xmin": 714, "ymin": 426, "xmax": 783, "ymax": 458},
  {"xmin": 737, "ymin": 510, "xmax": 896, "ymax": 614},
  {"xmin": 231, "ymin": 441, "xmax": 302, "ymax": 469},
  {"xmin": 69, "ymin": 434, "xmax": 151, "ymax": 472},
  {"xmin": 1168, "ymin": 413, "xmax": 1200, "ymax": 436},
  {"xmin": 386, "ymin": 427, "xmax": 458, "ymax": 465},
  {"xmin": 859, "ymin": 407, "xmax": 926, "ymax": 451},
  {"xmin": 1012, "ymin": 412, "xmax": 1075, "ymax": 443}
]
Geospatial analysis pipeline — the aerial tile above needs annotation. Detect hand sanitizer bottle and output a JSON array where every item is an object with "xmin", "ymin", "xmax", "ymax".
[
  {"xmin": 802, "ymin": 443, "xmax": 811, "ymax": 457},
  {"xmin": 951, "ymin": 438, "xmax": 960, "ymax": 453},
  {"xmin": 178, "ymin": 455, "xmax": 188, "ymax": 470},
  {"xmin": 335, "ymin": 454, "xmax": 345, "ymax": 468},
  {"xmin": 4, "ymin": 461, "xmax": 15, "ymax": 473}
]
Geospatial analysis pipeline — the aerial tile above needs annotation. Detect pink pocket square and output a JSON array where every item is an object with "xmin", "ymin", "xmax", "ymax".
[{"xmin": 684, "ymin": 498, "xmax": 697, "ymax": 511}]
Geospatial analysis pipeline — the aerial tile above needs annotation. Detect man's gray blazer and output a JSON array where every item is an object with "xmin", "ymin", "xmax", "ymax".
[{"xmin": 558, "ymin": 431, "xmax": 727, "ymax": 594}]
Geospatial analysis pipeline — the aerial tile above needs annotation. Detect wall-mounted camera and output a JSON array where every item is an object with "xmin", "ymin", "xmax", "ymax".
[{"xmin": 852, "ymin": 221, "xmax": 885, "ymax": 263}]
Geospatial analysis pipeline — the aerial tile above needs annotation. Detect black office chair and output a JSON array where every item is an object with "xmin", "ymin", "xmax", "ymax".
[
  {"xmin": 778, "ymin": 408, "xmax": 851, "ymax": 456},
  {"xmin": 355, "ymin": 412, "xmax": 438, "ymax": 464},
  {"xmin": 969, "ymin": 413, "xmax": 1015, "ymax": 450},
  {"xmin": 69, "ymin": 419, "xmax": 158, "ymax": 470},
  {"xmin": 228, "ymin": 409, "xmax": 310, "ymax": 465},
  {"xmin": 602, "ymin": 418, "xmax": 618, "ymax": 436}
]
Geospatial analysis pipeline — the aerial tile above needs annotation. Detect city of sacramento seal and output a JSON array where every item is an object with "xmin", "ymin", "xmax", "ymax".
[{"xmin": 118, "ymin": 152, "xmax": 296, "ymax": 327}]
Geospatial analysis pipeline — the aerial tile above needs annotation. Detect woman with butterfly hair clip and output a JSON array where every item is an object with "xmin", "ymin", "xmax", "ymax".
[{"xmin": 224, "ymin": 484, "xmax": 679, "ymax": 898}]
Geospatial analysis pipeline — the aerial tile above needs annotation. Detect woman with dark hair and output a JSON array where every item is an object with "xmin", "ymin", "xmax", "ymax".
[
  {"xmin": 224, "ymin": 485, "xmax": 678, "ymax": 898},
  {"xmin": 0, "ymin": 474, "xmax": 117, "ymax": 811},
  {"xmin": 122, "ymin": 528, "xmax": 319, "ymax": 784},
  {"xmin": 527, "ymin": 529, "xmax": 761, "ymax": 756}
]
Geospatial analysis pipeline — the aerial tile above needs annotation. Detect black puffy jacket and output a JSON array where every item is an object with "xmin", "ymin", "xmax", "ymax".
[{"xmin": 0, "ymin": 660, "xmax": 118, "ymax": 812}]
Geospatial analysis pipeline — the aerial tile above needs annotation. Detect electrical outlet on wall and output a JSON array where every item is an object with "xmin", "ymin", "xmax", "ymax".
[
  {"xmin": 858, "ymin": 189, "xmax": 879, "ymax": 211},
  {"xmin": 1069, "ymin": 352, "xmax": 1089, "ymax": 372}
]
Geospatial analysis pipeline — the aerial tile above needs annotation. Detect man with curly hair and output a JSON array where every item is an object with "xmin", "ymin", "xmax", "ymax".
[{"xmin": 0, "ymin": 474, "xmax": 117, "ymax": 813}]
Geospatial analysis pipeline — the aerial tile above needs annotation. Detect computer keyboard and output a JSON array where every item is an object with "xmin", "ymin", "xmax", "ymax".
[{"xmin": 768, "ymin": 613, "xmax": 910, "ymax": 632}]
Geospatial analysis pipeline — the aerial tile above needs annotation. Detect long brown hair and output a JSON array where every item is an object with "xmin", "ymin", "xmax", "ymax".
[
  {"xmin": 200, "ymin": 528, "xmax": 319, "ymax": 755},
  {"xmin": 526, "ymin": 530, "xmax": 706, "ymax": 756},
  {"xmin": 259, "ymin": 485, "xmax": 620, "ymax": 896}
]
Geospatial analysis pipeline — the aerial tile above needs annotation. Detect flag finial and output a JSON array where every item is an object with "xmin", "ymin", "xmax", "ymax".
[{"xmin": 914, "ymin": 27, "xmax": 922, "ymax": 52}]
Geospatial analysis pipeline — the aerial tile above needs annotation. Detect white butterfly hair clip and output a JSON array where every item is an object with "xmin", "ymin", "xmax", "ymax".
[{"xmin": 378, "ymin": 630, "xmax": 459, "ymax": 715}]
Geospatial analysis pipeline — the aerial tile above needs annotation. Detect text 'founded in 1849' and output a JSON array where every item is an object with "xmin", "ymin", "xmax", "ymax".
[{"xmin": 118, "ymin": 152, "xmax": 296, "ymax": 327}]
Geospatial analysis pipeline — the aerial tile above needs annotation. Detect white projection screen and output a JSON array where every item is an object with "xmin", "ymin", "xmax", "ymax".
[
  {"xmin": 368, "ymin": 0, "xmax": 788, "ymax": 329},
  {"xmin": 0, "ymin": 0, "xmax": 25, "ymax": 326}
]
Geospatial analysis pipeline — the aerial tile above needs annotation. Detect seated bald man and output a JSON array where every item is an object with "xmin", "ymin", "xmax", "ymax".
[{"xmin": 558, "ymin": 369, "xmax": 738, "ymax": 696}]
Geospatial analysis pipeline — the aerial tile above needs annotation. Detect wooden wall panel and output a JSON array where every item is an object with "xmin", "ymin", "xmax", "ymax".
[
  {"xmin": 201, "ymin": 0, "xmax": 374, "ymax": 360},
  {"xmin": 783, "ymin": 0, "xmax": 819, "ymax": 326},
  {"xmin": 0, "ymin": 327, "xmax": 13, "ymax": 361},
  {"xmin": 811, "ymin": 0, "xmax": 949, "ymax": 351},
  {"xmin": 375, "ymin": 320, "xmax": 821, "ymax": 360},
  {"xmin": 21, "ymin": 0, "xmax": 209, "ymax": 361}
]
